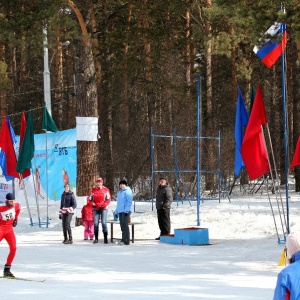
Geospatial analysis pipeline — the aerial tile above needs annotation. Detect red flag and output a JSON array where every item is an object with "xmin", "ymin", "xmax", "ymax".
[
  {"xmin": 290, "ymin": 135, "xmax": 300, "ymax": 169},
  {"xmin": 241, "ymin": 84, "xmax": 270, "ymax": 180},
  {"xmin": 0, "ymin": 116, "xmax": 20, "ymax": 178},
  {"xmin": 19, "ymin": 112, "xmax": 31, "ymax": 178}
]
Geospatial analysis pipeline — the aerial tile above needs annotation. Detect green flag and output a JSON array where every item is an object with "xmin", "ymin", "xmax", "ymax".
[
  {"xmin": 42, "ymin": 106, "xmax": 58, "ymax": 132},
  {"xmin": 16, "ymin": 111, "xmax": 35, "ymax": 174}
]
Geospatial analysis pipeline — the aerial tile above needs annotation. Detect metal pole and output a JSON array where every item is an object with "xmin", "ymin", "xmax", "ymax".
[
  {"xmin": 281, "ymin": 23, "xmax": 289, "ymax": 235},
  {"xmin": 45, "ymin": 133, "xmax": 49, "ymax": 228},
  {"xmin": 218, "ymin": 130, "xmax": 221, "ymax": 203},
  {"xmin": 43, "ymin": 25, "xmax": 52, "ymax": 115},
  {"xmin": 173, "ymin": 128, "xmax": 178, "ymax": 205},
  {"xmin": 21, "ymin": 176, "xmax": 34, "ymax": 226},
  {"xmin": 196, "ymin": 72, "xmax": 201, "ymax": 226},
  {"xmin": 151, "ymin": 127, "xmax": 154, "ymax": 211},
  {"xmin": 43, "ymin": 24, "xmax": 51, "ymax": 227}
]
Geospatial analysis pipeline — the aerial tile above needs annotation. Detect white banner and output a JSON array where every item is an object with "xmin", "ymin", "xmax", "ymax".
[{"xmin": 76, "ymin": 117, "xmax": 99, "ymax": 141}]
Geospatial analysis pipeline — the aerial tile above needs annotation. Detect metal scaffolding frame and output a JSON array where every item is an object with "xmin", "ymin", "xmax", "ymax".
[
  {"xmin": 149, "ymin": 72, "xmax": 230, "ymax": 226},
  {"xmin": 150, "ymin": 127, "xmax": 230, "ymax": 220}
]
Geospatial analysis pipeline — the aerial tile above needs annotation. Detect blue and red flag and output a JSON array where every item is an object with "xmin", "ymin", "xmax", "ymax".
[
  {"xmin": 253, "ymin": 22, "xmax": 287, "ymax": 68},
  {"xmin": 0, "ymin": 115, "xmax": 20, "ymax": 180},
  {"xmin": 234, "ymin": 87, "xmax": 249, "ymax": 176}
]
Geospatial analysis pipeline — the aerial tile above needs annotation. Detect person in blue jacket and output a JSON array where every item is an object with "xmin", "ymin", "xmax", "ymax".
[
  {"xmin": 273, "ymin": 233, "xmax": 300, "ymax": 300},
  {"xmin": 115, "ymin": 180, "xmax": 133, "ymax": 245}
]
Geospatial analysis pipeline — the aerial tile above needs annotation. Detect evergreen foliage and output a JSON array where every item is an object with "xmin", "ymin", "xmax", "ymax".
[{"xmin": 0, "ymin": 1, "xmax": 300, "ymax": 193}]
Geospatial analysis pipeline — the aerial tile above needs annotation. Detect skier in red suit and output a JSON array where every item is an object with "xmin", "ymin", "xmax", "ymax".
[{"xmin": 0, "ymin": 193, "xmax": 21, "ymax": 278}]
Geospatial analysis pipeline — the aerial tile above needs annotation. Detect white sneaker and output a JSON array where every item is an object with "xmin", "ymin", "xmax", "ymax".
[{"xmin": 118, "ymin": 242, "xmax": 125, "ymax": 245}]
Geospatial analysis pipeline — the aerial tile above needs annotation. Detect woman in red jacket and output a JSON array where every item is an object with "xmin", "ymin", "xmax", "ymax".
[
  {"xmin": 81, "ymin": 197, "xmax": 94, "ymax": 240},
  {"xmin": 0, "ymin": 193, "xmax": 21, "ymax": 278},
  {"xmin": 89, "ymin": 177, "xmax": 111, "ymax": 244}
]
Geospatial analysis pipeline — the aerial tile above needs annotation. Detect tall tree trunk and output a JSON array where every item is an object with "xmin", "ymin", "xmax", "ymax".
[
  {"xmin": 75, "ymin": 39, "xmax": 99, "ymax": 196},
  {"xmin": 202, "ymin": 0, "xmax": 214, "ymax": 190},
  {"xmin": 54, "ymin": 28, "xmax": 63, "ymax": 128},
  {"xmin": 97, "ymin": 0, "xmax": 114, "ymax": 193},
  {"xmin": 69, "ymin": 0, "xmax": 99, "ymax": 196},
  {"xmin": 123, "ymin": 3, "xmax": 132, "ymax": 133},
  {"xmin": 185, "ymin": 4, "xmax": 191, "ymax": 88},
  {"xmin": 205, "ymin": 0, "xmax": 212, "ymax": 117}
]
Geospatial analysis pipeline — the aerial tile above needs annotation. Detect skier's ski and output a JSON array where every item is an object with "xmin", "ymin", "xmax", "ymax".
[
  {"xmin": 0, "ymin": 276, "xmax": 45, "ymax": 282},
  {"xmin": 37, "ymin": 192, "xmax": 45, "ymax": 199}
]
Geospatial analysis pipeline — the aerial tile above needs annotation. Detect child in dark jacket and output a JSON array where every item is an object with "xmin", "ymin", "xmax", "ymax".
[{"xmin": 81, "ymin": 197, "xmax": 94, "ymax": 240}]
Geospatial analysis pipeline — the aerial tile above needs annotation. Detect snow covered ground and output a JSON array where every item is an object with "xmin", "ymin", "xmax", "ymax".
[{"xmin": 1, "ymin": 189, "xmax": 299, "ymax": 299}]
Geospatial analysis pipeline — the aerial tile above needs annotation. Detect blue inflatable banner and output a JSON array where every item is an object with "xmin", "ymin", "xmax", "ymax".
[{"xmin": 17, "ymin": 128, "xmax": 76, "ymax": 201}]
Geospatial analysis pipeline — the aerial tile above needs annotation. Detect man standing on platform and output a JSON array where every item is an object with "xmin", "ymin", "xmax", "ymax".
[{"xmin": 155, "ymin": 175, "xmax": 173, "ymax": 240}]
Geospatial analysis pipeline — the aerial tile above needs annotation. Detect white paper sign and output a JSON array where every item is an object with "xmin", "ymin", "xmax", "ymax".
[{"xmin": 76, "ymin": 117, "xmax": 99, "ymax": 141}]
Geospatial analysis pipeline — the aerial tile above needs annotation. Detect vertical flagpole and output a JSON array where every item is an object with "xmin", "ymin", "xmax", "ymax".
[
  {"xmin": 20, "ymin": 176, "xmax": 34, "ymax": 226},
  {"xmin": 280, "ymin": 3, "xmax": 289, "ymax": 235},
  {"xmin": 196, "ymin": 72, "xmax": 201, "ymax": 226},
  {"xmin": 32, "ymin": 156, "xmax": 42, "ymax": 227},
  {"xmin": 45, "ymin": 132, "xmax": 49, "ymax": 228},
  {"xmin": 43, "ymin": 23, "xmax": 51, "ymax": 228},
  {"xmin": 43, "ymin": 24, "xmax": 52, "ymax": 115},
  {"xmin": 281, "ymin": 20, "xmax": 289, "ymax": 235}
]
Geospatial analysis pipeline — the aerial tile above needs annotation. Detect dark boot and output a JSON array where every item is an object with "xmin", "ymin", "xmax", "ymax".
[
  {"xmin": 93, "ymin": 231, "xmax": 99, "ymax": 244},
  {"xmin": 69, "ymin": 237, "xmax": 73, "ymax": 244},
  {"xmin": 3, "ymin": 265, "xmax": 14, "ymax": 278},
  {"xmin": 103, "ymin": 232, "xmax": 108, "ymax": 244},
  {"xmin": 62, "ymin": 234, "xmax": 68, "ymax": 243}
]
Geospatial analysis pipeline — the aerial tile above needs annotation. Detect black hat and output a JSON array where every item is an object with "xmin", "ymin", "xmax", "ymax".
[
  {"xmin": 119, "ymin": 180, "xmax": 127, "ymax": 186},
  {"xmin": 64, "ymin": 184, "xmax": 70, "ymax": 187},
  {"xmin": 159, "ymin": 175, "xmax": 167, "ymax": 180},
  {"xmin": 6, "ymin": 193, "xmax": 15, "ymax": 200}
]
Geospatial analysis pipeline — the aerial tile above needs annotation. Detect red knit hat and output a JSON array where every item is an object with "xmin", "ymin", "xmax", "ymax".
[{"xmin": 96, "ymin": 177, "xmax": 103, "ymax": 183}]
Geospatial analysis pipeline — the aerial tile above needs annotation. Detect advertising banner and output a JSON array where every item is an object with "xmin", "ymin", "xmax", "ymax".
[{"xmin": 17, "ymin": 128, "xmax": 76, "ymax": 201}]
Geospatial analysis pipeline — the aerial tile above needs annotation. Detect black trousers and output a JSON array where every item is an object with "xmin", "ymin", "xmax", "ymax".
[
  {"xmin": 157, "ymin": 208, "xmax": 171, "ymax": 236},
  {"xmin": 62, "ymin": 213, "xmax": 73, "ymax": 240},
  {"xmin": 118, "ymin": 213, "xmax": 130, "ymax": 245}
]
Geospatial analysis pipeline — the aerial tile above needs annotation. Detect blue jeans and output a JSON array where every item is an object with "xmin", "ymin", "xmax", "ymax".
[{"xmin": 93, "ymin": 208, "xmax": 108, "ymax": 233}]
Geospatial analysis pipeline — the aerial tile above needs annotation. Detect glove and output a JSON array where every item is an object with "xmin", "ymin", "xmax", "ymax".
[
  {"xmin": 59, "ymin": 214, "xmax": 62, "ymax": 220},
  {"xmin": 13, "ymin": 220, "xmax": 17, "ymax": 227}
]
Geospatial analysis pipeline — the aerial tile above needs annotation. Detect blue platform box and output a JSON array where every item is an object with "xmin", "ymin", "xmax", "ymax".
[{"xmin": 160, "ymin": 227, "xmax": 209, "ymax": 245}]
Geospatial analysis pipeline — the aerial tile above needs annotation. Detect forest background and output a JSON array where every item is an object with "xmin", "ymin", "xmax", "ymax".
[{"xmin": 0, "ymin": 0, "xmax": 300, "ymax": 198}]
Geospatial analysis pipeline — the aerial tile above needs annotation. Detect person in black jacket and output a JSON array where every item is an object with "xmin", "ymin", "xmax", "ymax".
[
  {"xmin": 59, "ymin": 184, "xmax": 77, "ymax": 244},
  {"xmin": 155, "ymin": 176, "xmax": 173, "ymax": 240}
]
